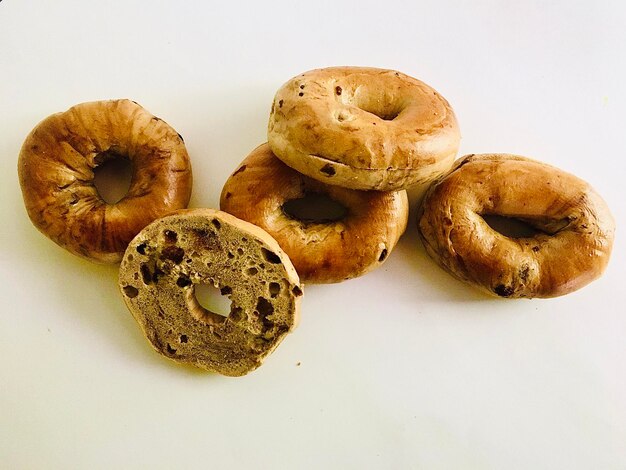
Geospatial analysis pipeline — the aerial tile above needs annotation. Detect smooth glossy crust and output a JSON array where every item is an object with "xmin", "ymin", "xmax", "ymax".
[
  {"xmin": 268, "ymin": 66, "xmax": 460, "ymax": 190},
  {"xmin": 118, "ymin": 209, "xmax": 302, "ymax": 376},
  {"xmin": 417, "ymin": 154, "xmax": 615, "ymax": 298},
  {"xmin": 220, "ymin": 144, "xmax": 409, "ymax": 283},
  {"xmin": 18, "ymin": 99, "xmax": 192, "ymax": 263}
]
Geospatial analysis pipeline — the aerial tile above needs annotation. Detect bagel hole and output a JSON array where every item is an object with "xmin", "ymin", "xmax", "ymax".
[
  {"xmin": 93, "ymin": 152, "xmax": 133, "ymax": 204},
  {"xmin": 354, "ymin": 97, "xmax": 403, "ymax": 121},
  {"xmin": 482, "ymin": 215, "xmax": 542, "ymax": 238},
  {"xmin": 359, "ymin": 106, "xmax": 402, "ymax": 121},
  {"xmin": 189, "ymin": 282, "xmax": 232, "ymax": 326},
  {"xmin": 282, "ymin": 193, "xmax": 348, "ymax": 223}
]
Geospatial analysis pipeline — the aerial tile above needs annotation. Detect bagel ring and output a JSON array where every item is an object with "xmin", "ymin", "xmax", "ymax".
[
  {"xmin": 18, "ymin": 99, "xmax": 192, "ymax": 263},
  {"xmin": 220, "ymin": 143, "xmax": 409, "ymax": 284},
  {"xmin": 268, "ymin": 66, "xmax": 460, "ymax": 191},
  {"xmin": 119, "ymin": 209, "xmax": 302, "ymax": 376},
  {"xmin": 417, "ymin": 154, "xmax": 615, "ymax": 298}
]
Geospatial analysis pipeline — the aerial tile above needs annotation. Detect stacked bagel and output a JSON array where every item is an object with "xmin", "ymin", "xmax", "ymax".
[
  {"xmin": 222, "ymin": 66, "xmax": 461, "ymax": 283},
  {"xmin": 17, "ymin": 67, "xmax": 615, "ymax": 376}
]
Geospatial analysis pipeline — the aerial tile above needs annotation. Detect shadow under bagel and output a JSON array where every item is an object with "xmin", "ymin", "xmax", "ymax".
[{"xmin": 395, "ymin": 214, "xmax": 492, "ymax": 304}]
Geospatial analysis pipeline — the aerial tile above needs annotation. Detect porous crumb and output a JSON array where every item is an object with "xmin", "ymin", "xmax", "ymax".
[{"xmin": 118, "ymin": 209, "xmax": 302, "ymax": 377}]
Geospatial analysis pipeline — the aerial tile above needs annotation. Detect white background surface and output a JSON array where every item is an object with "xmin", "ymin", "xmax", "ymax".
[{"xmin": 1, "ymin": 1, "xmax": 625, "ymax": 468}]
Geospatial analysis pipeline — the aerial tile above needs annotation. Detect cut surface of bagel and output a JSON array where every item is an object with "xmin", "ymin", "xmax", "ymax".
[{"xmin": 118, "ymin": 209, "xmax": 302, "ymax": 376}]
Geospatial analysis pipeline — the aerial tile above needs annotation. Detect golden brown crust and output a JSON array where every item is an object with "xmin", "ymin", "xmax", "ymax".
[
  {"xmin": 118, "ymin": 209, "xmax": 302, "ymax": 376},
  {"xmin": 18, "ymin": 99, "xmax": 193, "ymax": 263},
  {"xmin": 417, "ymin": 154, "xmax": 615, "ymax": 298},
  {"xmin": 220, "ymin": 144, "xmax": 409, "ymax": 283},
  {"xmin": 268, "ymin": 66, "xmax": 460, "ymax": 191}
]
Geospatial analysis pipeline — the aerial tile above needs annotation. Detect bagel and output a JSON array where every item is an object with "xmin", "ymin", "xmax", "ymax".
[
  {"xmin": 417, "ymin": 154, "xmax": 615, "ymax": 298},
  {"xmin": 118, "ymin": 209, "xmax": 302, "ymax": 376},
  {"xmin": 267, "ymin": 66, "xmax": 460, "ymax": 191},
  {"xmin": 18, "ymin": 99, "xmax": 192, "ymax": 263},
  {"xmin": 220, "ymin": 144, "xmax": 409, "ymax": 284}
]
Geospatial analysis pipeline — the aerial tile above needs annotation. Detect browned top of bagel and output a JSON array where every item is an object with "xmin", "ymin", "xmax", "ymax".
[
  {"xmin": 118, "ymin": 208, "xmax": 302, "ymax": 376},
  {"xmin": 18, "ymin": 100, "xmax": 192, "ymax": 263},
  {"xmin": 418, "ymin": 154, "xmax": 615, "ymax": 298},
  {"xmin": 268, "ymin": 66, "xmax": 460, "ymax": 190},
  {"xmin": 220, "ymin": 143, "xmax": 408, "ymax": 283}
]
